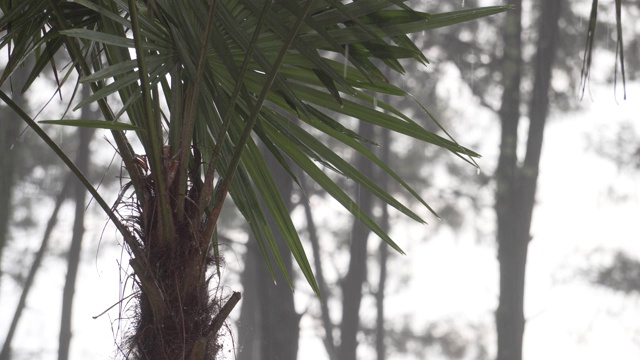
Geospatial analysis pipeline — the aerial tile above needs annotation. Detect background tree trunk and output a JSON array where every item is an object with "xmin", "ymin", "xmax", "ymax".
[
  {"xmin": 1, "ymin": 179, "xmax": 70, "ymax": 360},
  {"xmin": 338, "ymin": 120, "xmax": 376, "ymax": 360},
  {"xmin": 302, "ymin": 173, "xmax": 337, "ymax": 360},
  {"xmin": 58, "ymin": 86, "xmax": 96, "ymax": 360},
  {"xmin": 237, "ymin": 240, "xmax": 260, "ymax": 360},
  {"xmin": 0, "ymin": 64, "xmax": 28, "ymax": 293},
  {"xmin": 375, "ymin": 127, "xmax": 390, "ymax": 360},
  {"xmin": 237, "ymin": 148, "xmax": 300, "ymax": 360},
  {"xmin": 495, "ymin": 1, "xmax": 562, "ymax": 360},
  {"xmin": 495, "ymin": 1, "xmax": 524, "ymax": 357}
]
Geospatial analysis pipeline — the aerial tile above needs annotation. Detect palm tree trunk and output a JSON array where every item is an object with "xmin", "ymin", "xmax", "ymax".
[
  {"xmin": 128, "ymin": 158, "xmax": 234, "ymax": 359},
  {"xmin": 131, "ymin": 220, "xmax": 219, "ymax": 360}
]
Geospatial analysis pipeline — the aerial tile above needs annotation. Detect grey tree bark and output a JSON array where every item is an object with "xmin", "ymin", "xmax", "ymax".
[
  {"xmin": 0, "ymin": 65, "xmax": 28, "ymax": 293},
  {"xmin": 237, "ymin": 147, "xmax": 300, "ymax": 360},
  {"xmin": 338, "ymin": 120, "xmax": 376, "ymax": 360},
  {"xmin": 58, "ymin": 87, "xmax": 96, "ymax": 360},
  {"xmin": 375, "ymin": 127, "xmax": 390, "ymax": 360},
  {"xmin": 301, "ymin": 174, "xmax": 337, "ymax": 360},
  {"xmin": 237, "ymin": 239, "xmax": 260, "ymax": 360},
  {"xmin": 0, "ymin": 179, "xmax": 71, "ymax": 360},
  {"xmin": 495, "ymin": 1, "xmax": 562, "ymax": 360}
]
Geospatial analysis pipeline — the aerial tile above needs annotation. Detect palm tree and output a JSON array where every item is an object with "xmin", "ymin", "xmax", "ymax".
[{"xmin": 0, "ymin": 1, "xmax": 509, "ymax": 359}]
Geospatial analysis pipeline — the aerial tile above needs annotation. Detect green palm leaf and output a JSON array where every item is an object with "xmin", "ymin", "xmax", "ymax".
[{"xmin": 0, "ymin": 0, "xmax": 510, "ymax": 294}]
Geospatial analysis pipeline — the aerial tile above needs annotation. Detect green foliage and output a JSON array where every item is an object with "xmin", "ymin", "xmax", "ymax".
[
  {"xmin": 39, "ymin": 119, "xmax": 142, "ymax": 131},
  {"xmin": 580, "ymin": 0, "xmax": 627, "ymax": 99},
  {"xmin": 0, "ymin": 0, "xmax": 510, "ymax": 294}
]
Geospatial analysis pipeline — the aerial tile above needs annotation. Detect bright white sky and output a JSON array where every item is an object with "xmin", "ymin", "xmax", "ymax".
[
  {"xmin": 1, "ymin": 36, "xmax": 639, "ymax": 360},
  {"xmin": 293, "ymin": 81, "xmax": 640, "ymax": 360}
]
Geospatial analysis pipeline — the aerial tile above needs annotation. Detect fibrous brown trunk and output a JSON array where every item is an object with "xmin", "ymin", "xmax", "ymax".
[
  {"xmin": 131, "ymin": 214, "xmax": 223, "ymax": 360},
  {"xmin": 338, "ymin": 120, "xmax": 376, "ymax": 360},
  {"xmin": 131, "ymin": 230, "xmax": 236, "ymax": 360},
  {"xmin": 126, "ymin": 144, "xmax": 241, "ymax": 360},
  {"xmin": 495, "ymin": 1, "xmax": 562, "ymax": 360}
]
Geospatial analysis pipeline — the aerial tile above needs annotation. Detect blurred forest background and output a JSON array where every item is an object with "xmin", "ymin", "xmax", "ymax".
[{"xmin": 1, "ymin": 0, "xmax": 640, "ymax": 359}]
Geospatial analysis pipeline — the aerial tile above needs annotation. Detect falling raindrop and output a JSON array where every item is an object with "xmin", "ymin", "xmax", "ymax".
[
  {"xmin": 476, "ymin": 167, "xmax": 481, "ymax": 175},
  {"xmin": 350, "ymin": 184, "xmax": 361, "ymax": 242},
  {"xmin": 470, "ymin": 49, "xmax": 475, "ymax": 90},
  {"xmin": 343, "ymin": 45, "xmax": 350, "ymax": 78},
  {"xmin": 462, "ymin": 0, "xmax": 465, "ymax": 7},
  {"xmin": 373, "ymin": 97, "xmax": 378, "ymax": 109}
]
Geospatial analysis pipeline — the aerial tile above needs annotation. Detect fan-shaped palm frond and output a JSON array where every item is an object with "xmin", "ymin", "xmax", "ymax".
[
  {"xmin": 2, "ymin": 0, "xmax": 508, "ymax": 289},
  {"xmin": 0, "ymin": 1, "xmax": 510, "ymax": 358}
]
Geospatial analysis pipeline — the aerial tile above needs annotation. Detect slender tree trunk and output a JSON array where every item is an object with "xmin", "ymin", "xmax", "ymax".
[
  {"xmin": 237, "ymin": 148, "xmax": 300, "ymax": 360},
  {"xmin": 260, "ymin": 148, "xmax": 300, "ymax": 360},
  {"xmin": 301, "ymin": 174, "xmax": 337, "ymax": 360},
  {"xmin": 237, "ymin": 239, "xmax": 260, "ymax": 360},
  {"xmin": 495, "ymin": 2, "xmax": 524, "ymax": 357},
  {"xmin": 495, "ymin": 1, "xmax": 562, "ymax": 360},
  {"xmin": 0, "ymin": 106, "xmax": 17, "ymax": 289},
  {"xmin": 58, "ymin": 88, "xmax": 96, "ymax": 360},
  {"xmin": 338, "ymin": 120, "xmax": 376, "ymax": 360},
  {"xmin": 375, "ymin": 127, "xmax": 390, "ymax": 360},
  {"xmin": 1, "ymin": 179, "xmax": 71, "ymax": 360},
  {"xmin": 0, "ymin": 64, "xmax": 28, "ymax": 293}
]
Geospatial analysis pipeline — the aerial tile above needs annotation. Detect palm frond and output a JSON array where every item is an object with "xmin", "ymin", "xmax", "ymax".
[
  {"xmin": 0, "ymin": 0, "xmax": 511, "ymax": 293},
  {"xmin": 580, "ymin": 0, "xmax": 626, "ymax": 99}
]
